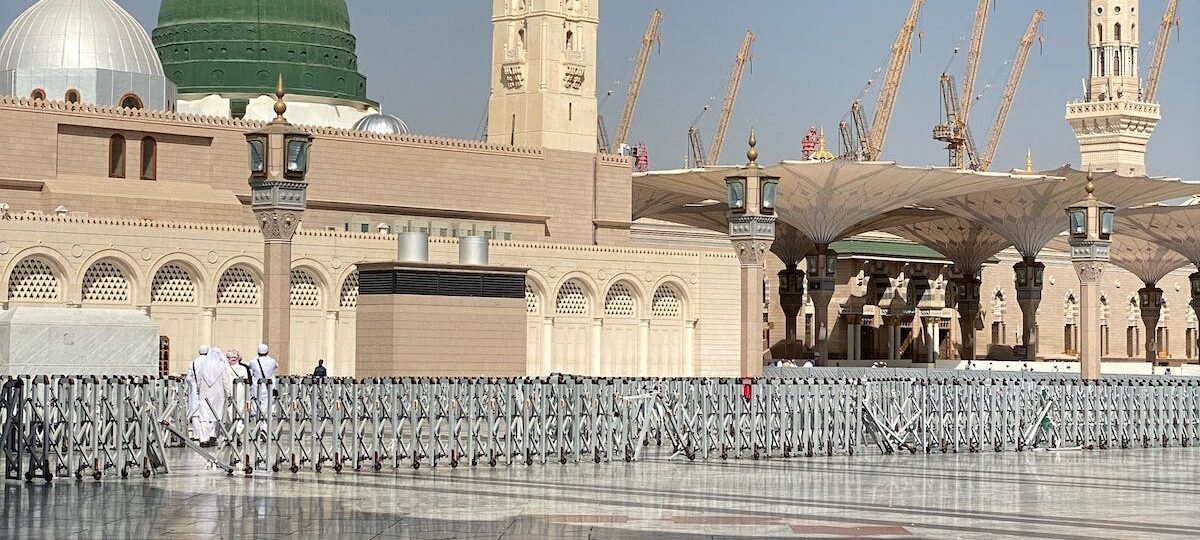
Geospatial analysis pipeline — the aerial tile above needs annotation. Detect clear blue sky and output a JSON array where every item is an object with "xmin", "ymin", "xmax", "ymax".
[{"xmin": 4, "ymin": 1, "xmax": 1196, "ymax": 176}]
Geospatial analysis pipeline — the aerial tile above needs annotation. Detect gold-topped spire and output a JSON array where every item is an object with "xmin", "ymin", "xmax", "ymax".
[
  {"xmin": 1085, "ymin": 169, "xmax": 1095, "ymax": 197},
  {"xmin": 1025, "ymin": 148, "xmax": 1033, "ymax": 172},
  {"xmin": 811, "ymin": 127, "xmax": 835, "ymax": 161},
  {"xmin": 746, "ymin": 129, "xmax": 758, "ymax": 166},
  {"xmin": 273, "ymin": 74, "xmax": 288, "ymax": 120}
]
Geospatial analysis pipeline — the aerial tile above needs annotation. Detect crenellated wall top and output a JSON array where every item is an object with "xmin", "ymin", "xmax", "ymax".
[{"xmin": 0, "ymin": 96, "xmax": 628, "ymax": 159}]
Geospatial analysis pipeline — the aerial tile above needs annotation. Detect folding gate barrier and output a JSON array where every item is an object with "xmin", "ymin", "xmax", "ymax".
[{"xmin": 2, "ymin": 373, "xmax": 1197, "ymax": 482}]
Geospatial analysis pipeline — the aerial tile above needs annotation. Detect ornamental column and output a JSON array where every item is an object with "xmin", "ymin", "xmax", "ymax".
[
  {"xmin": 1190, "ymin": 272, "xmax": 1200, "ymax": 364},
  {"xmin": 1138, "ymin": 285, "xmax": 1163, "ymax": 365},
  {"xmin": 1066, "ymin": 173, "xmax": 1115, "ymax": 380},
  {"xmin": 1013, "ymin": 257, "xmax": 1045, "ymax": 362},
  {"xmin": 953, "ymin": 274, "xmax": 983, "ymax": 361},
  {"xmin": 245, "ymin": 76, "xmax": 313, "ymax": 375},
  {"xmin": 777, "ymin": 264, "xmax": 805, "ymax": 358},
  {"xmin": 726, "ymin": 131, "xmax": 779, "ymax": 377},
  {"xmin": 806, "ymin": 248, "xmax": 838, "ymax": 365}
]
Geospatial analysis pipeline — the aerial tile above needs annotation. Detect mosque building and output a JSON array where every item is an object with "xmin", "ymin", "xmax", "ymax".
[{"xmin": 0, "ymin": 0, "xmax": 1194, "ymax": 376}]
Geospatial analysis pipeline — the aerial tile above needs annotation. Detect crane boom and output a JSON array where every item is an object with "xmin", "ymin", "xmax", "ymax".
[
  {"xmin": 708, "ymin": 30, "xmax": 755, "ymax": 166},
  {"xmin": 959, "ymin": 0, "xmax": 991, "ymax": 123},
  {"xmin": 612, "ymin": 9, "xmax": 662, "ymax": 153},
  {"xmin": 979, "ymin": 10, "xmax": 1043, "ymax": 172},
  {"xmin": 867, "ymin": 0, "xmax": 924, "ymax": 160},
  {"xmin": 688, "ymin": 127, "xmax": 707, "ymax": 168},
  {"xmin": 850, "ymin": 101, "xmax": 870, "ymax": 160},
  {"xmin": 1144, "ymin": 0, "xmax": 1179, "ymax": 103}
]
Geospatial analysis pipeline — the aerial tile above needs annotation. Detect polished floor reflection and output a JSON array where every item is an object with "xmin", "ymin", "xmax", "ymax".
[{"xmin": 3, "ymin": 448, "xmax": 1198, "ymax": 539}]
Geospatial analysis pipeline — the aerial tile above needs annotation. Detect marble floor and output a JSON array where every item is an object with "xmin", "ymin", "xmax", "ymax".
[{"xmin": 2, "ymin": 447, "xmax": 1198, "ymax": 539}]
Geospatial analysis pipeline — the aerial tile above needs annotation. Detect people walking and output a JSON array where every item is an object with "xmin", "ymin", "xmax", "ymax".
[
  {"xmin": 187, "ymin": 345, "xmax": 209, "ymax": 441},
  {"xmin": 249, "ymin": 343, "xmax": 279, "ymax": 432},
  {"xmin": 194, "ymin": 347, "xmax": 231, "ymax": 448},
  {"xmin": 313, "ymin": 359, "xmax": 327, "ymax": 379},
  {"xmin": 225, "ymin": 349, "xmax": 250, "ymax": 437}
]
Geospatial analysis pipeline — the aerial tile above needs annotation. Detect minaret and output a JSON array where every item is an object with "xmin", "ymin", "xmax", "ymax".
[
  {"xmin": 1065, "ymin": 0, "xmax": 1160, "ymax": 176},
  {"xmin": 487, "ymin": 0, "xmax": 599, "ymax": 153}
]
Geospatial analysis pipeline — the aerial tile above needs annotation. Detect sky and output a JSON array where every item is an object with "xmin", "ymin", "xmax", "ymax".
[{"xmin": 3, "ymin": 1, "xmax": 1197, "ymax": 176}]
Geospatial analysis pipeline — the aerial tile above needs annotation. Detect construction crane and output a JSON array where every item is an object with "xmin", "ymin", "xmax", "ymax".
[
  {"xmin": 611, "ymin": 9, "xmax": 662, "ymax": 153},
  {"xmin": 707, "ymin": 30, "xmax": 754, "ymax": 166},
  {"xmin": 978, "ymin": 10, "xmax": 1043, "ymax": 171},
  {"xmin": 866, "ymin": 0, "xmax": 925, "ymax": 160},
  {"xmin": 596, "ymin": 89, "xmax": 614, "ymax": 152},
  {"xmin": 1143, "ymin": 0, "xmax": 1180, "ymax": 103},
  {"xmin": 933, "ymin": 73, "xmax": 980, "ymax": 170},
  {"xmin": 687, "ymin": 126, "xmax": 707, "ymax": 168},
  {"xmin": 959, "ymin": 0, "xmax": 992, "ymax": 124}
]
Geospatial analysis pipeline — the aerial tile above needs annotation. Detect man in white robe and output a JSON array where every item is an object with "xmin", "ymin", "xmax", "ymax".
[
  {"xmin": 188, "ymin": 345, "xmax": 210, "ymax": 441},
  {"xmin": 195, "ymin": 347, "xmax": 232, "ymax": 448},
  {"xmin": 249, "ymin": 343, "xmax": 279, "ymax": 432}
]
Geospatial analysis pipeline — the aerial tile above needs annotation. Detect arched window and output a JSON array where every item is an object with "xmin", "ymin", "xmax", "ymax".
[
  {"xmin": 1114, "ymin": 23, "xmax": 1122, "ymax": 41},
  {"xmin": 140, "ymin": 137, "xmax": 157, "ymax": 180},
  {"xmin": 109, "ymin": 135, "xmax": 126, "ymax": 178},
  {"xmin": 566, "ymin": 30, "xmax": 575, "ymax": 50},
  {"xmin": 64, "ymin": 89, "xmax": 80, "ymax": 104},
  {"xmin": 30, "ymin": 88, "xmax": 46, "ymax": 101},
  {"xmin": 1097, "ymin": 24, "xmax": 1104, "ymax": 42},
  {"xmin": 120, "ymin": 93, "xmax": 143, "ymax": 110}
]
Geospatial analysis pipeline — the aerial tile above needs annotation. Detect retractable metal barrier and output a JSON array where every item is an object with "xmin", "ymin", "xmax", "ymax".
[{"xmin": 2, "ymin": 373, "xmax": 1198, "ymax": 482}]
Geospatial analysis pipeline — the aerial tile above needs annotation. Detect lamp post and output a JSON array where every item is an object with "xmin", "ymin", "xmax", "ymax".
[
  {"xmin": 1066, "ymin": 172, "xmax": 1115, "ymax": 380},
  {"xmin": 726, "ymin": 130, "xmax": 778, "ymax": 377},
  {"xmin": 245, "ymin": 75, "xmax": 313, "ymax": 375},
  {"xmin": 1138, "ymin": 285, "xmax": 1164, "ymax": 365}
]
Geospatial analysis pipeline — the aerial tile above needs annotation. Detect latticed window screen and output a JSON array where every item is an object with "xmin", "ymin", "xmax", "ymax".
[
  {"xmin": 7, "ymin": 257, "xmax": 60, "ymax": 302},
  {"xmin": 525, "ymin": 284, "xmax": 540, "ymax": 314},
  {"xmin": 555, "ymin": 280, "xmax": 589, "ymax": 316},
  {"xmin": 217, "ymin": 266, "xmax": 260, "ymax": 306},
  {"xmin": 290, "ymin": 269, "xmax": 321, "ymax": 308},
  {"xmin": 81, "ymin": 261, "xmax": 130, "ymax": 303},
  {"xmin": 151, "ymin": 263, "xmax": 197, "ymax": 304},
  {"xmin": 651, "ymin": 285, "xmax": 682, "ymax": 319},
  {"xmin": 339, "ymin": 272, "xmax": 359, "ymax": 308},
  {"xmin": 604, "ymin": 283, "xmax": 636, "ymax": 317}
]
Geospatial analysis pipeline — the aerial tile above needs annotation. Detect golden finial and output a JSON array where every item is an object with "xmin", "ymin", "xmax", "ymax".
[
  {"xmin": 273, "ymin": 74, "xmax": 288, "ymax": 119},
  {"xmin": 1025, "ymin": 148, "xmax": 1033, "ymax": 172},
  {"xmin": 811, "ymin": 127, "xmax": 835, "ymax": 161},
  {"xmin": 1086, "ymin": 169, "xmax": 1096, "ymax": 197},
  {"xmin": 746, "ymin": 129, "xmax": 758, "ymax": 165}
]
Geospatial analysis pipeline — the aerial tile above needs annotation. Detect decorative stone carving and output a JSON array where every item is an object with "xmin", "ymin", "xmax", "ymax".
[
  {"xmin": 1073, "ymin": 260, "xmax": 1106, "ymax": 283},
  {"xmin": 732, "ymin": 239, "xmax": 771, "ymax": 267},
  {"xmin": 255, "ymin": 209, "xmax": 302, "ymax": 241}
]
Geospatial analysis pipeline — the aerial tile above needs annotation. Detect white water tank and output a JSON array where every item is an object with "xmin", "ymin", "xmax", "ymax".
[
  {"xmin": 398, "ymin": 231, "xmax": 429, "ymax": 263},
  {"xmin": 459, "ymin": 236, "xmax": 489, "ymax": 266}
]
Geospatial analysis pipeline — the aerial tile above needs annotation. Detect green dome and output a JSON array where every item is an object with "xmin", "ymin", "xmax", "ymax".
[{"xmin": 152, "ymin": 0, "xmax": 372, "ymax": 105}]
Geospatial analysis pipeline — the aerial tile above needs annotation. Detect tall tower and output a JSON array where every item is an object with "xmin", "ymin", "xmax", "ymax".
[
  {"xmin": 487, "ymin": 0, "xmax": 599, "ymax": 153},
  {"xmin": 1066, "ymin": 0, "xmax": 1160, "ymax": 176}
]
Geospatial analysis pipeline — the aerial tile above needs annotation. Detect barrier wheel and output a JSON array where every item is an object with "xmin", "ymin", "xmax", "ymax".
[
  {"xmin": 92, "ymin": 471, "xmax": 102, "ymax": 481},
  {"xmin": 143, "ymin": 469, "xmax": 151, "ymax": 479},
  {"xmin": 120, "ymin": 468, "xmax": 128, "ymax": 479}
]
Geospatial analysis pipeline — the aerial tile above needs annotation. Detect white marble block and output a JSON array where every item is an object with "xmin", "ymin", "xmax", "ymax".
[{"xmin": 0, "ymin": 307, "xmax": 159, "ymax": 376}]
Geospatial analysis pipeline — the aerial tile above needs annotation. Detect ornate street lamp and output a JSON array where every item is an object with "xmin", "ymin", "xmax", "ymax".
[
  {"xmin": 726, "ymin": 130, "xmax": 777, "ymax": 376},
  {"xmin": 243, "ymin": 75, "xmax": 313, "ymax": 374},
  {"xmin": 1066, "ymin": 172, "xmax": 1115, "ymax": 380}
]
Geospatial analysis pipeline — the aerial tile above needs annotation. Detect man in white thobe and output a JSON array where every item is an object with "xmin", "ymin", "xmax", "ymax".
[
  {"xmin": 248, "ymin": 343, "xmax": 279, "ymax": 430},
  {"xmin": 195, "ymin": 347, "xmax": 232, "ymax": 448},
  {"xmin": 188, "ymin": 345, "xmax": 210, "ymax": 441}
]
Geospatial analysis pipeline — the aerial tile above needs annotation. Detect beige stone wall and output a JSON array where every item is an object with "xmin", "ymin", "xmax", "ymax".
[
  {"xmin": 0, "ymin": 98, "xmax": 631, "ymax": 246},
  {"xmin": 0, "ymin": 214, "xmax": 741, "ymax": 377},
  {"xmin": 357, "ymin": 294, "xmax": 527, "ymax": 377}
]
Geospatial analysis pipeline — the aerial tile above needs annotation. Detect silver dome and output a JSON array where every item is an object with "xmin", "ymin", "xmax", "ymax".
[
  {"xmin": 0, "ymin": 0, "xmax": 164, "ymax": 76},
  {"xmin": 352, "ymin": 113, "xmax": 411, "ymax": 136}
]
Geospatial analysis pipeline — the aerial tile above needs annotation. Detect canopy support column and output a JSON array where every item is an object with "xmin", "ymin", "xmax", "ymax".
[{"xmin": 1014, "ymin": 257, "xmax": 1045, "ymax": 361}]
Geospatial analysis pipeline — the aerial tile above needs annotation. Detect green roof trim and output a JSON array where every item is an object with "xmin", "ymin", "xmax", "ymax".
[{"xmin": 829, "ymin": 238, "xmax": 1002, "ymax": 265}]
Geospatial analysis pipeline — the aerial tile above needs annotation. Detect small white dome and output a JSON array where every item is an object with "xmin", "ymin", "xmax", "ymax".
[
  {"xmin": 0, "ymin": 0, "xmax": 164, "ymax": 76},
  {"xmin": 352, "ymin": 112, "xmax": 410, "ymax": 135}
]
